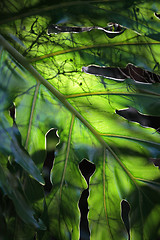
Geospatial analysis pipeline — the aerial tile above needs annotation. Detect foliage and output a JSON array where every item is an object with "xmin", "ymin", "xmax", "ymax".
[{"xmin": 0, "ymin": 0, "xmax": 160, "ymax": 239}]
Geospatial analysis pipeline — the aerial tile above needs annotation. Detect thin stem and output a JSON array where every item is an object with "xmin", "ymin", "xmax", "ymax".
[
  {"xmin": 64, "ymin": 91, "xmax": 160, "ymax": 99},
  {"xmin": 25, "ymin": 81, "xmax": 40, "ymax": 149},
  {"xmin": 30, "ymin": 41, "xmax": 160, "ymax": 63},
  {"xmin": 60, "ymin": 114, "xmax": 75, "ymax": 199}
]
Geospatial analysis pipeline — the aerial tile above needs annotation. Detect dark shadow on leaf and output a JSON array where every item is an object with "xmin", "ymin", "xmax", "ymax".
[
  {"xmin": 128, "ymin": 178, "xmax": 160, "ymax": 240},
  {"xmin": 7, "ymin": 104, "xmax": 45, "ymax": 185},
  {"xmin": 24, "ymin": 177, "xmax": 44, "ymax": 203},
  {"xmin": 0, "ymin": 190, "xmax": 13, "ymax": 240},
  {"xmin": 116, "ymin": 107, "xmax": 160, "ymax": 133},
  {"xmin": 9, "ymin": 102, "xmax": 16, "ymax": 122}
]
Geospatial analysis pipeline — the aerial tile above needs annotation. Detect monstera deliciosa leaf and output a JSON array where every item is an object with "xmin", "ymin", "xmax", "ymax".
[{"xmin": 0, "ymin": 0, "xmax": 160, "ymax": 239}]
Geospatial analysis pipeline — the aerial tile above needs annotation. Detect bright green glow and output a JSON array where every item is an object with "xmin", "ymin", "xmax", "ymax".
[{"xmin": 1, "ymin": 1, "xmax": 160, "ymax": 239}]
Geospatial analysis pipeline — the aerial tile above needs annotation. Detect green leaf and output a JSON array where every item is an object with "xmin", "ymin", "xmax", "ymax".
[
  {"xmin": 0, "ymin": 50, "xmax": 44, "ymax": 184},
  {"xmin": 0, "ymin": 163, "xmax": 46, "ymax": 230},
  {"xmin": 1, "ymin": 1, "xmax": 160, "ymax": 239}
]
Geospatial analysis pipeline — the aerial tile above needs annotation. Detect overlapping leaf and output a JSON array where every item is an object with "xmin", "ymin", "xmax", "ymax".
[{"xmin": 0, "ymin": 1, "xmax": 160, "ymax": 240}]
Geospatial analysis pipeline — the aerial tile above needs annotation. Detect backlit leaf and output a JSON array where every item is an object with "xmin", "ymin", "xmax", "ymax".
[{"xmin": 0, "ymin": 1, "xmax": 160, "ymax": 239}]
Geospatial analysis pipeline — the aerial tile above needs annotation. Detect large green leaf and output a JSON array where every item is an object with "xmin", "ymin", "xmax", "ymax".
[{"xmin": 0, "ymin": 1, "xmax": 160, "ymax": 239}]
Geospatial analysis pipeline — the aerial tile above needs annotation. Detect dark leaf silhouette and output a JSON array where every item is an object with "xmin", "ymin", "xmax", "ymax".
[
  {"xmin": 8, "ymin": 106, "xmax": 45, "ymax": 185},
  {"xmin": 82, "ymin": 63, "xmax": 160, "ymax": 83},
  {"xmin": 121, "ymin": 199, "xmax": 131, "ymax": 240},
  {"xmin": 116, "ymin": 107, "xmax": 160, "ymax": 132},
  {"xmin": 47, "ymin": 23, "xmax": 125, "ymax": 38}
]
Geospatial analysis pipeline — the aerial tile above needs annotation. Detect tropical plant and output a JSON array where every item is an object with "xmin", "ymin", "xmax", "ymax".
[{"xmin": 0, "ymin": 1, "xmax": 160, "ymax": 239}]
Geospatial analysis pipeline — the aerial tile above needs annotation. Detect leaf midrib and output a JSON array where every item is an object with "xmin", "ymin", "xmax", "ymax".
[{"xmin": 0, "ymin": 34, "xmax": 138, "ymax": 187}]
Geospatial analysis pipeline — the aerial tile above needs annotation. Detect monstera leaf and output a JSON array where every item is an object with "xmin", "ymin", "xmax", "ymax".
[{"xmin": 0, "ymin": 1, "xmax": 160, "ymax": 239}]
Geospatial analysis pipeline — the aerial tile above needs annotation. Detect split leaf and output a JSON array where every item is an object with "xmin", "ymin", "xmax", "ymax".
[
  {"xmin": 116, "ymin": 107, "xmax": 160, "ymax": 132},
  {"xmin": 82, "ymin": 64, "xmax": 160, "ymax": 84},
  {"xmin": 47, "ymin": 23, "xmax": 125, "ymax": 38},
  {"xmin": 78, "ymin": 159, "xmax": 96, "ymax": 240}
]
